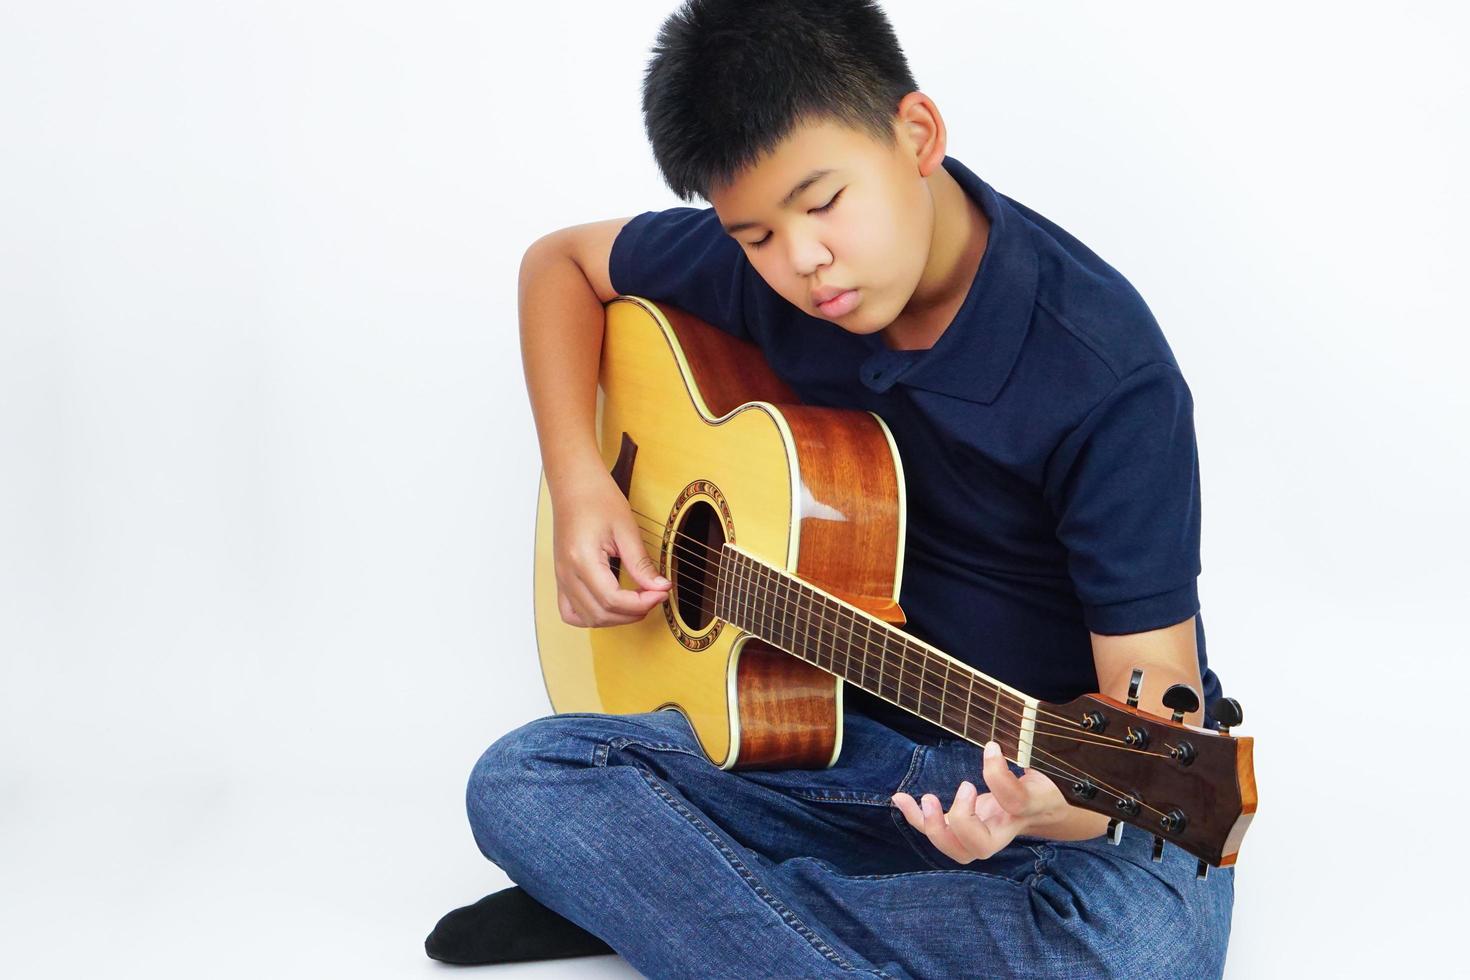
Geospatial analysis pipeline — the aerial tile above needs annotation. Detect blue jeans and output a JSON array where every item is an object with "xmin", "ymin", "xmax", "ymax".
[{"xmin": 465, "ymin": 706, "xmax": 1234, "ymax": 978}]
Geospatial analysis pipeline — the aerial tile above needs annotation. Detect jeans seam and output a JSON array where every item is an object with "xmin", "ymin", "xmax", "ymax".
[
  {"xmin": 826, "ymin": 867, "xmax": 1029, "ymax": 885},
  {"xmin": 888, "ymin": 746, "xmax": 945, "ymax": 871},
  {"xmin": 787, "ymin": 792, "xmax": 894, "ymax": 806},
  {"xmin": 608, "ymin": 750, "xmax": 893, "ymax": 978},
  {"xmin": 1026, "ymin": 843, "xmax": 1055, "ymax": 887}
]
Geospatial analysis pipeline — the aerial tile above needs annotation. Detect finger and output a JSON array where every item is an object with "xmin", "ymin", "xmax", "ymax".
[
  {"xmin": 982, "ymin": 741, "xmax": 1032, "ymax": 816},
  {"xmin": 557, "ymin": 590, "xmax": 588, "ymax": 628},
  {"xmin": 591, "ymin": 546, "xmax": 667, "ymax": 619},
  {"xmin": 580, "ymin": 550, "xmax": 655, "ymax": 621},
  {"xmin": 891, "ymin": 793, "xmax": 970, "ymax": 864},
  {"xmin": 566, "ymin": 556, "xmax": 642, "ymax": 626},
  {"xmin": 919, "ymin": 793, "xmax": 976, "ymax": 864},
  {"xmin": 945, "ymin": 780, "xmax": 1003, "ymax": 860},
  {"xmin": 612, "ymin": 522, "xmax": 672, "ymax": 593},
  {"xmin": 557, "ymin": 567, "xmax": 605, "ymax": 627},
  {"xmin": 974, "ymin": 791, "xmax": 1008, "ymax": 824}
]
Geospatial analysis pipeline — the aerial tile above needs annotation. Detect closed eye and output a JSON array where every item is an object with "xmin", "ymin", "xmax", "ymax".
[{"xmin": 748, "ymin": 189, "xmax": 844, "ymax": 250}]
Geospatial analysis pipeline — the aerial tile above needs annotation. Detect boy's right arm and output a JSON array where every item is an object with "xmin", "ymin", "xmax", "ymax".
[{"xmin": 519, "ymin": 219, "xmax": 672, "ymax": 628}]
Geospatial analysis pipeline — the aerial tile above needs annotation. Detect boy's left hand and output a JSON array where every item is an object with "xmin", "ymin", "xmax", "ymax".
[{"xmin": 890, "ymin": 740, "xmax": 1068, "ymax": 863}]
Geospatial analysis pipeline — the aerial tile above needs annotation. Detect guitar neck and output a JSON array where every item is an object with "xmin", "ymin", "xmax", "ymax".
[{"xmin": 714, "ymin": 544, "xmax": 1040, "ymax": 765}]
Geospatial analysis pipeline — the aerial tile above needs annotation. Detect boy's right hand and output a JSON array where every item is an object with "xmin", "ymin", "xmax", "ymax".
[{"xmin": 550, "ymin": 469, "xmax": 672, "ymax": 628}]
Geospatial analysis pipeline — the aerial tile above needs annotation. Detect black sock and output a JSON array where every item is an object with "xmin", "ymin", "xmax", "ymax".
[{"xmin": 424, "ymin": 885, "xmax": 616, "ymax": 965}]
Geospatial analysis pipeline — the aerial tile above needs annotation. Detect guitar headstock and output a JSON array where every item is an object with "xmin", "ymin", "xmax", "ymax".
[{"xmin": 1036, "ymin": 685, "xmax": 1255, "ymax": 870}]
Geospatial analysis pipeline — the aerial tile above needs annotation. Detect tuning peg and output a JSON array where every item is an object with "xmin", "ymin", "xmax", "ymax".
[
  {"xmin": 1196, "ymin": 859, "xmax": 1210, "ymax": 881},
  {"xmin": 1152, "ymin": 835, "xmax": 1166, "ymax": 862},
  {"xmin": 1105, "ymin": 818, "xmax": 1124, "ymax": 845},
  {"xmin": 1213, "ymin": 697, "xmax": 1244, "ymax": 734},
  {"xmin": 1126, "ymin": 668, "xmax": 1144, "ymax": 708},
  {"xmin": 1162, "ymin": 684, "xmax": 1200, "ymax": 723}
]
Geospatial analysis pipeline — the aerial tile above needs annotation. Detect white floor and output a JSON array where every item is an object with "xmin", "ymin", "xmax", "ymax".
[{"xmin": 1, "ymin": 776, "xmax": 639, "ymax": 979}]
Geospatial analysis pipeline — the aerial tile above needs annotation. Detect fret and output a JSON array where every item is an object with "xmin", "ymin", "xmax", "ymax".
[
  {"xmin": 989, "ymin": 674, "xmax": 999, "ymax": 745},
  {"xmin": 817, "ymin": 587, "xmax": 829, "ymax": 669},
  {"xmin": 769, "ymin": 564, "xmax": 783, "ymax": 644},
  {"xmin": 744, "ymin": 555, "xmax": 757, "ymax": 634},
  {"xmin": 870, "ymin": 621, "xmax": 885, "ymax": 695},
  {"xmin": 729, "ymin": 549, "xmax": 740, "ymax": 625},
  {"xmin": 716, "ymin": 547, "xmax": 729, "ymax": 622},
  {"xmin": 860, "ymin": 616, "xmax": 877, "ymax": 693},
  {"xmin": 770, "ymin": 565, "xmax": 784, "ymax": 648},
  {"xmin": 730, "ymin": 550, "xmax": 741, "ymax": 629},
  {"xmin": 919, "ymin": 651, "xmax": 940, "ymax": 726},
  {"xmin": 962, "ymin": 671, "xmax": 976, "ymax": 743},
  {"xmin": 815, "ymin": 590, "xmax": 830, "ymax": 671},
  {"xmin": 904, "ymin": 645, "xmax": 922, "ymax": 721},
  {"xmin": 774, "ymin": 566, "xmax": 787, "ymax": 648},
  {"xmin": 790, "ymin": 583, "xmax": 804, "ymax": 661},
  {"xmin": 939, "ymin": 659, "xmax": 952, "ymax": 732},
  {"xmin": 894, "ymin": 638, "xmax": 909, "ymax": 712},
  {"xmin": 785, "ymin": 576, "xmax": 799, "ymax": 654},
  {"xmin": 794, "ymin": 584, "xmax": 810, "ymax": 664},
  {"xmin": 913, "ymin": 649, "xmax": 930, "ymax": 721},
  {"xmin": 875, "ymin": 632, "xmax": 893, "ymax": 702},
  {"xmin": 738, "ymin": 552, "xmax": 751, "ymax": 632},
  {"xmin": 757, "ymin": 561, "xmax": 771, "ymax": 639},
  {"xmin": 871, "ymin": 627, "xmax": 884, "ymax": 697},
  {"xmin": 826, "ymin": 595, "xmax": 845, "ymax": 677}
]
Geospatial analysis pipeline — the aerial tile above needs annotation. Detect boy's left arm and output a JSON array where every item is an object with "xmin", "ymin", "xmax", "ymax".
[{"xmin": 892, "ymin": 616, "xmax": 1204, "ymax": 858}]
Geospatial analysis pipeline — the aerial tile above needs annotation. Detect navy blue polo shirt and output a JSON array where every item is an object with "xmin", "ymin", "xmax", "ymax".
[{"xmin": 608, "ymin": 155, "xmax": 1223, "ymax": 744}]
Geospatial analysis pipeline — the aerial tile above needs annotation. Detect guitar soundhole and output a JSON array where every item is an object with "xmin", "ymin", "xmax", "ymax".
[{"xmin": 671, "ymin": 499, "xmax": 725, "ymax": 631}]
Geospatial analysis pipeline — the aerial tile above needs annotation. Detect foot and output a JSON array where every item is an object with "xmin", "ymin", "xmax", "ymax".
[{"xmin": 424, "ymin": 885, "xmax": 615, "ymax": 965}]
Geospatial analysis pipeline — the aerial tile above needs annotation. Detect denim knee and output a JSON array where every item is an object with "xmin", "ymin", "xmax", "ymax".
[{"xmin": 465, "ymin": 715, "xmax": 575, "ymax": 862}]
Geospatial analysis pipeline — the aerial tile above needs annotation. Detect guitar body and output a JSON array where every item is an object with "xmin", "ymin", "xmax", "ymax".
[{"xmin": 533, "ymin": 296, "xmax": 909, "ymax": 770}]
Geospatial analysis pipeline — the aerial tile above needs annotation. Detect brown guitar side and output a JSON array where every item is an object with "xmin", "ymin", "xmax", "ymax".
[{"xmin": 659, "ymin": 306, "xmax": 908, "ymax": 770}]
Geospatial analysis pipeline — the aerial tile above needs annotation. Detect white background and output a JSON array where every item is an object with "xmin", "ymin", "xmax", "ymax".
[{"xmin": 3, "ymin": 1, "xmax": 1465, "ymax": 977}]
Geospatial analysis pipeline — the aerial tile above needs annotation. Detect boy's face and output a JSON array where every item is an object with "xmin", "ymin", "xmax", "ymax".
[{"xmin": 709, "ymin": 116, "xmax": 934, "ymax": 336}]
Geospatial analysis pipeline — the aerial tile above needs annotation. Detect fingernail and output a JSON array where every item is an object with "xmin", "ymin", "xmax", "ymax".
[
  {"xmin": 984, "ymin": 741, "xmax": 1000, "ymax": 759},
  {"xmin": 654, "ymin": 576, "xmax": 671, "ymax": 586},
  {"xmin": 960, "ymin": 780, "xmax": 975, "ymax": 793}
]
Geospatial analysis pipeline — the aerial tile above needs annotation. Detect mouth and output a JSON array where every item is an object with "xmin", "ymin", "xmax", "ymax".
[{"xmin": 815, "ymin": 288, "xmax": 860, "ymax": 317}]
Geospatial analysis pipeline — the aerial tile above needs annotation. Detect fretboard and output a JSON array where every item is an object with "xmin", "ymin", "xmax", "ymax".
[{"xmin": 713, "ymin": 544, "xmax": 1037, "ymax": 764}]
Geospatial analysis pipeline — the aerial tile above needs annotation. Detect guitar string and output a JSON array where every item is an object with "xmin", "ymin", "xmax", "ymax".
[
  {"xmin": 715, "ymin": 533, "xmax": 1180, "ymax": 824},
  {"xmin": 628, "ymin": 522, "xmax": 1179, "ymax": 759},
  {"xmin": 627, "ymin": 532, "xmax": 1177, "ymax": 827},
  {"xmin": 625, "ymin": 514, "xmax": 1187, "ymax": 757},
  {"xmin": 627, "ymin": 524, "xmax": 1133, "ymax": 752},
  {"xmin": 615, "ymin": 523, "xmax": 1177, "ymax": 821}
]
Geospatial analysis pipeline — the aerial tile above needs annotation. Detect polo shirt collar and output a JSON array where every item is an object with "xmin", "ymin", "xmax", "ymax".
[{"xmin": 857, "ymin": 156, "xmax": 1038, "ymax": 404}]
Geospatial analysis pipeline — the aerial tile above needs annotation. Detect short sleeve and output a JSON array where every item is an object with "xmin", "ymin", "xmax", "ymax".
[
  {"xmin": 608, "ymin": 206, "xmax": 755, "ymax": 342},
  {"xmin": 1043, "ymin": 361, "xmax": 1202, "ymax": 634}
]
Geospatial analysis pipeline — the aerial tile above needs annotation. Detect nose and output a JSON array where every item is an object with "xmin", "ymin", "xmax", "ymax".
[{"xmin": 787, "ymin": 233, "xmax": 833, "ymax": 278}]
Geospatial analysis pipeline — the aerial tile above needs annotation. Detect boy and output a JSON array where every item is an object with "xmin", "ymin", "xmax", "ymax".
[{"xmin": 428, "ymin": 0, "xmax": 1235, "ymax": 975}]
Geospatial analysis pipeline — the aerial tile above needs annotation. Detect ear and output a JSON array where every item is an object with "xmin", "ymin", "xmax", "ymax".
[{"xmin": 894, "ymin": 91, "xmax": 947, "ymax": 178}]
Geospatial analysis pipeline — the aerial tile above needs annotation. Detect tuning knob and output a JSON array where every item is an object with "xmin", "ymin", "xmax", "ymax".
[
  {"xmin": 1126, "ymin": 668, "xmax": 1144, "ymax": 708},
  {"xmin": 1152, "ymin": 835, "xmax": 1166, "ymax": 862},
  {"xmin": 1213, "ymin": 697, "xmax": 1244, "ymax": 734},
  {"xmin": 1105, "ymin": 818, "xmax": 1124, "ymax": 845},
  {"xmin": 1162, "ymin": 684, "xmax": 1200, "ymax": 723}
]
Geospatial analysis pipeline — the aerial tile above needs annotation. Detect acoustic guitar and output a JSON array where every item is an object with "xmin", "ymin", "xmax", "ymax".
[{"xmin": 532, "ymin": 295, "xmax": 1256, "ymax": 874}]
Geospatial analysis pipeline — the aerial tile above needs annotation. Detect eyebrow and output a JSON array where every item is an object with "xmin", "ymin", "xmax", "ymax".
[{"xmin": 721, "ymin": 168, "xmax": 835, "ymax": 234}]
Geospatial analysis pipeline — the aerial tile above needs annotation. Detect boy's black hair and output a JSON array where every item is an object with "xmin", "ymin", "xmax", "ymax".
[{"xmin": 640, "ymin": 0, "xmax": 918, "ymax": 202}]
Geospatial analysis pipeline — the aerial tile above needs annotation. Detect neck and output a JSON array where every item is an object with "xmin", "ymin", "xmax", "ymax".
[
  {"xmin": 882, "ymin": 165, "xmax": 991, "ymax": 351},
  {"xmin": 715, "ymin": 544, "xmax": 1038, "ymax": 763}
]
